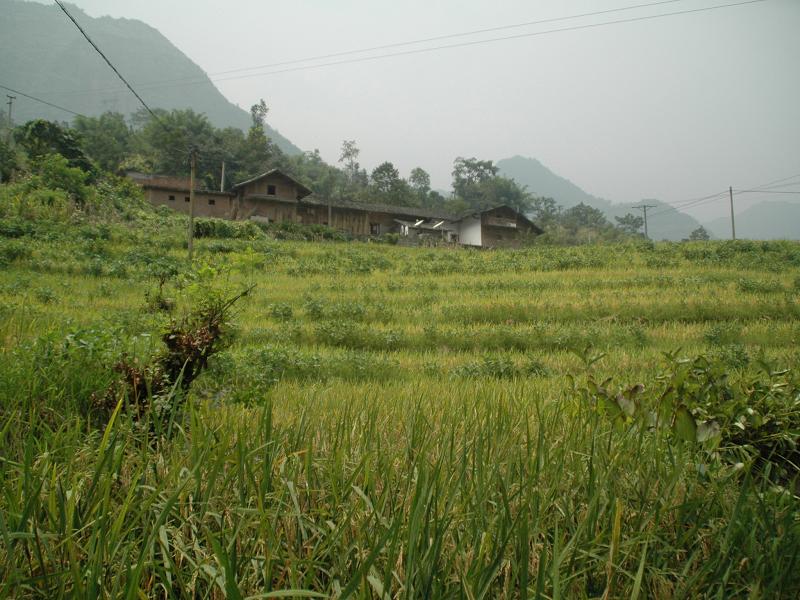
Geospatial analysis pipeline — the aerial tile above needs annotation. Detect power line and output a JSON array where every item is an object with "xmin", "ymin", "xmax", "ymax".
[
  {"xmin": 53, "ymin": 0, "xmax": 160, "ymax": 122},
  {"xmin": 648, "ymin": 170, "xmax": 800, "ymax": 221},
  {"xmin": 736, "ymin": 189, "xmax": 800, "ymax": 195},
  {"xmin": 193, "ymin": 0, "xmax": 776, "ymax": 84},
  {"xmin": 647, "ymin": 191, "xmax": 729, "ymax": 219},
  {"xmin": 187, "ymin": 0, "xmax": 693, "ymax": 78},
  {"xmin": 0, "ymin": 83, "xmax": 84, "ymax": 117},
  {"xmin": 39, "ymin": 0, "xmax": 769, "ymax": 98}
]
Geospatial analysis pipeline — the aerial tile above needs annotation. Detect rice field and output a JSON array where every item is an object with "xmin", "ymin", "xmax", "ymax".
[{"xmin": 1, "ymin": 218, "xmax": 800, "ymax": 598}]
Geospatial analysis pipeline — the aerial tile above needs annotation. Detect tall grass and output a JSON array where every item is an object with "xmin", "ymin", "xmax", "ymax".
[{"xmin": 1, "ymin": 207, "xmax": 799, "ymax": 597}]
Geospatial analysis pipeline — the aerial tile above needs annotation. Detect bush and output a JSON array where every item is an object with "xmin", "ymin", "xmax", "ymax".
[
  {"xmin": 0, "ymin": 239, "xmax": 33, "ymax": 266},
  {"xmin": 194, "ymin": 218, "xmax": 264, "ymax": 240},
  {"xmin": 0, "ymin": 183, "xmax": 72, "ymax": 221},
  {"xmin": 30, "ymin": 153, "xmax": 91, "ymax": 205}
]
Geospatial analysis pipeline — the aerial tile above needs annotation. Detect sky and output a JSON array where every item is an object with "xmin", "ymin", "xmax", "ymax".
[{"xmin": 27, "ymin": 0, "xmax": 800, "ymax": 221}]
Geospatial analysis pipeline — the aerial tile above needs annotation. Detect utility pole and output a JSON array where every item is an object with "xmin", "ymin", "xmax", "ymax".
[
  {"xmin": 632, "ymin": 203, "xmax": 657, "ymax": 239},
  {"xmin": 5, "ymin": 95, "xmax": 15, "ymax": 143},
  {"xmin": 220, "ymin": 160, "xmax": 225, "ymax": 192},
  {"xmin": 188, "ymin": 148, "xmax": 196, "ymax": 261},
  {"xmin": 729, "ymin": 186, "xmax": 736, "ymax": 240}
]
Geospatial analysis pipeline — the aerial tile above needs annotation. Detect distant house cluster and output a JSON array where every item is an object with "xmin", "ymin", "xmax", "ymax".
[{"xmin": 129, "ymin": 170, "xmax": 542, "ymax": 248}]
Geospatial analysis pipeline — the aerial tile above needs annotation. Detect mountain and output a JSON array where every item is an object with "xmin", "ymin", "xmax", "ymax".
[
  {"xmin": 496, "ymin": 155, "xmax": 704, "ymax": 241},
  {"xmin": 704, "ymin": 201, "xmax": 800, "ymax": 240},
  {"xmin": 0, "ymin": 0, "xmax": 301, "ymax": 155}
]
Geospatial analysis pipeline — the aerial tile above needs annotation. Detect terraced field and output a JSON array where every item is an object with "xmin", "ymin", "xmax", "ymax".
[{"xmin": 1, "ymin": 216, "xmax": 800, "ymax": 598}]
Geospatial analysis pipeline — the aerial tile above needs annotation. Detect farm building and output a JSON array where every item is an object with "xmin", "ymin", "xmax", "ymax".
[{"xmin": 130, "ymin": 169, "xmax": 542, "ymax": 248}]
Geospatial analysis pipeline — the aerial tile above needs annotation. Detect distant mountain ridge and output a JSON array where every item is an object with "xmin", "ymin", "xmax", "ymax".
[
  {"xmin": 704, "ymin": 201, "xmax": 800, "ymax": 240},
  {"xmin": 496, "ymin": 155, "xmax": 704, "ymax": 241},
  {"xmin": 0, "ymin": 0, "xmax": 301, "ymax": 155}
]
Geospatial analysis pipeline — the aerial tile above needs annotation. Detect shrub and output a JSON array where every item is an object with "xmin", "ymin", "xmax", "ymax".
[
  {"xmin": 194, "ymin": 218, "xmax": 263, "ymax": 240},
  {"xmin": 31, "ymin": 153, "xmax": 91, "ymax": 205},
  {"xmin": 270, "ymin": 303, "xmax": 294, "ymax": 321},
  {"xmin": 0, "ymin": 239, "xmax": 33, "ymax": 266}
]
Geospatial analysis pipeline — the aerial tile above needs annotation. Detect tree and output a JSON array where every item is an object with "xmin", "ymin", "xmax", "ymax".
[
  {"xmin": 615, "ymin": 212, "xmax": 644, "ymax": 236},
  {"xmin": 338, "ymin": 140, "xmax": 360, "ymax": 180},
  {"xmin": 529, "ymin": 196, "xmax": 560, "ymax": 228},
  {"xmin": 476, "ymin": 176, "xmax": 532, "ymax": 213},
  {"xmin": 451, "ymin": 157, "xmax": 498, "ymax": 200},
  {"xmin": 136, "ymin": 109, "xmax": 216, "ymax": 176},
  {"xmin": 409, "ymin": 167, "xmax": 431, "ymax": 195},
  {"xmin": 450, "ymin": 157, "xmax": 530, "ymax": 212},
  {"xmin": 250, "ymin": 99, "xmax": 269, "ymax": 130},
  {"xmin": 689, "ymin": 226, "xmax": 710, "ymax": 241},
  {"xmin": 14, "ymin": 119, "xmax": 93, "ymax": 173},
  {"xmin": 370, "ymin": 161, "xmax": 413, "ymax": 205},
  {"xmin": 561, "ymin": 203, "xmax": 612, "ymax": 232},
  {"xmin": 0, "ymin": 138, "xmax": 18, "ymax": 182},
  {"xmin": 370, "ymin": 162, "xmax": 400, "ymax": 194},
  {"xmin": 73, "ymin": 112, "xmax": 131, "ymax": 172}
]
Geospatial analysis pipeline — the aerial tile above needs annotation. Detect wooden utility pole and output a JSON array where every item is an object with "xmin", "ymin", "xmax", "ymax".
[
  {"xmin": 729, "ymin": 186, "xmax": 736, "ymax": 240},
  {"xmin": 188, "ymin": 148, "xmax": 196, "ymax": 261},
  {"xmin": 632, "ymin": 204, "xmax": 657, "ymax": 239},
  {"xmin": 5, "ymin": 95, "xmax": 15, "ymax": 143},
  {"xmin": 220, "ymin": 160, "xmax": 226, "ymax": 192}
]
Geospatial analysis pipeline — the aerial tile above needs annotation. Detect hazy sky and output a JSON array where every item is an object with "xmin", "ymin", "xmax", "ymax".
[{"xmin": 28, "ymin": 0, "xmax": 800, "ymax": 220}]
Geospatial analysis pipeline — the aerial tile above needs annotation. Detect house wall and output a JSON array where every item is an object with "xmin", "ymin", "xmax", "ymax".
[
  {"xmin": 239, "ymin": 197, "xmax": 298, "ymax": 223},
  {"xmin": 480, "ymin": 206, "xmax": 534, "ymax": 248},
  {"xmin": 145, "ymin": 188, "xmax": 234, "ymax": 219},
  {"xmin": 459, "ymin": 216, "xmax": 482, "ymax": 246},
  {"xmin": 240, "ymin": 174, "xmax": 302, "ymax": 201},
  {"xmin": 365, "ymin": 211, "xmax": 400, "ymax": 235}
]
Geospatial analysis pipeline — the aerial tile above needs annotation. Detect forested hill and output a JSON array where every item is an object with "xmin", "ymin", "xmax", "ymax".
[
  {"xmin": 497, "ymin": 155, "xmax": 704, "ymax": 241},
  {"xmin": 0, "ymin": 0, "xmax": 301, "ymax": 155}
]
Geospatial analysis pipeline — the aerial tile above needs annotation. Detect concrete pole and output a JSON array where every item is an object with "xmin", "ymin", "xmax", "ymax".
[
  {"xmin": 188, "ymin": 148, "xmax": 196, "ymax": 261},
  {"xmin": 5, "ymin": 95, "xmax": 15, "ymax": 143}
]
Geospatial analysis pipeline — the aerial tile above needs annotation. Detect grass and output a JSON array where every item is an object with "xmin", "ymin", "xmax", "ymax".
[{"xmin": 1, "ymin": 207, "xmax": 799, "ymax": 598}]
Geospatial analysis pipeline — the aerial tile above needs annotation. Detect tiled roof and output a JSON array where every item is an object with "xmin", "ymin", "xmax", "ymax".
[
  {"xmin": 233, "ymin": 169, "xmax": 312, "ymax": 197},
  {"xmin": 301, "ymin": 196, "xmax": 457, "ymax": 220}
]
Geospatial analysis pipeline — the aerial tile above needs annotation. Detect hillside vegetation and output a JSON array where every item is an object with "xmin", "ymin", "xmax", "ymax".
[
  {"xmin": 1, "ymin": 177, "xmax": 800, "ymax": 597},
  {"xmin": 496, "ymin": 156, "xmax": 704, "ymax": 241},
  {"xmin": 0, "ymin": 0, "xmax": 300, "ymax": 155}
]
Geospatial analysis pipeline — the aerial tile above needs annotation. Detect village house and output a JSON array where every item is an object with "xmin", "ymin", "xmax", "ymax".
[{"xmin": 130, "ymin": 169, "xmax": 542, "ymax": 248}]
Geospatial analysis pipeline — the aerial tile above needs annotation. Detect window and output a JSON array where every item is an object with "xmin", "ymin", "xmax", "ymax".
[
  {"xmin": 184, "ymin": 197, "xmax": 190, "ymax": 202},
  {"xmin": 267, "ymin": 184, "xmax": 276, "ymax": 196},
  {"xmin": 168, "ymin": 195, "xmax": 175, "ymax": 201},
  {"xmin": 370, "ymin": 223, "xmax": 380, "ymax": 235},
  {"xmin": 208, "ymin": 198, "xmax": 216, "ymax": 206}
]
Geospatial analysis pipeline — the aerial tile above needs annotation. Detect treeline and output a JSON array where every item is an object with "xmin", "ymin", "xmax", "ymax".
[{"xmin": 0, "ymin": 101, "xmax": 658, "ymax": 243}]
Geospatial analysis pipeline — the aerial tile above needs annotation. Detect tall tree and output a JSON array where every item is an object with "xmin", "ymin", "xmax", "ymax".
[
  {"xmin": 73, "ymin": 112, "xmax": 131, "ymax": 172},
  {"xmin": 614, "ymin": 213, "xmax": 644, "ymax": 236},
  {"xmin": 14, "ymin": 119, "xmax": 93, "ymax": 172}
]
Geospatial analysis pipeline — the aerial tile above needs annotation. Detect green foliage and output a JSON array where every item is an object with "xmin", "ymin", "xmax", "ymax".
[
  {"xmin": 29, "ymin": 153, "xmax": 91, "ymax": 204},
  {"xmin": 194, "ymin": 217, "xmax": 264, "ymax": 240},
  {"xmin": 689, "ymin": 225, "xmax": 711, "ymax": 240},
  {"xmin": 450, "ymin": 156, "xmax": 532, "ymax": 213},
  {"xmin": 615, "ymin": 212, "xmax": 644, "ymax": 235},
  {"xmin": 580, "ymin": 352, "xmax": 800, "ymax": 481},
  {"xmin": 14, "ymin": 119, "xmax": 94, "ymax": 173},
  {"xmin": 1, "ymin": 204, "xmax": 800, "ymax": 597},
  {"xmin": 0, "ymin": 181, "xmax": 72, "ymax": 221},
  {"xmin": 0, "ymin": 138, "xmax": 19, "ymax": 182},
  {"xmin": 73, "ymin": 112, "xmax": 132, "ymax": 172}
]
